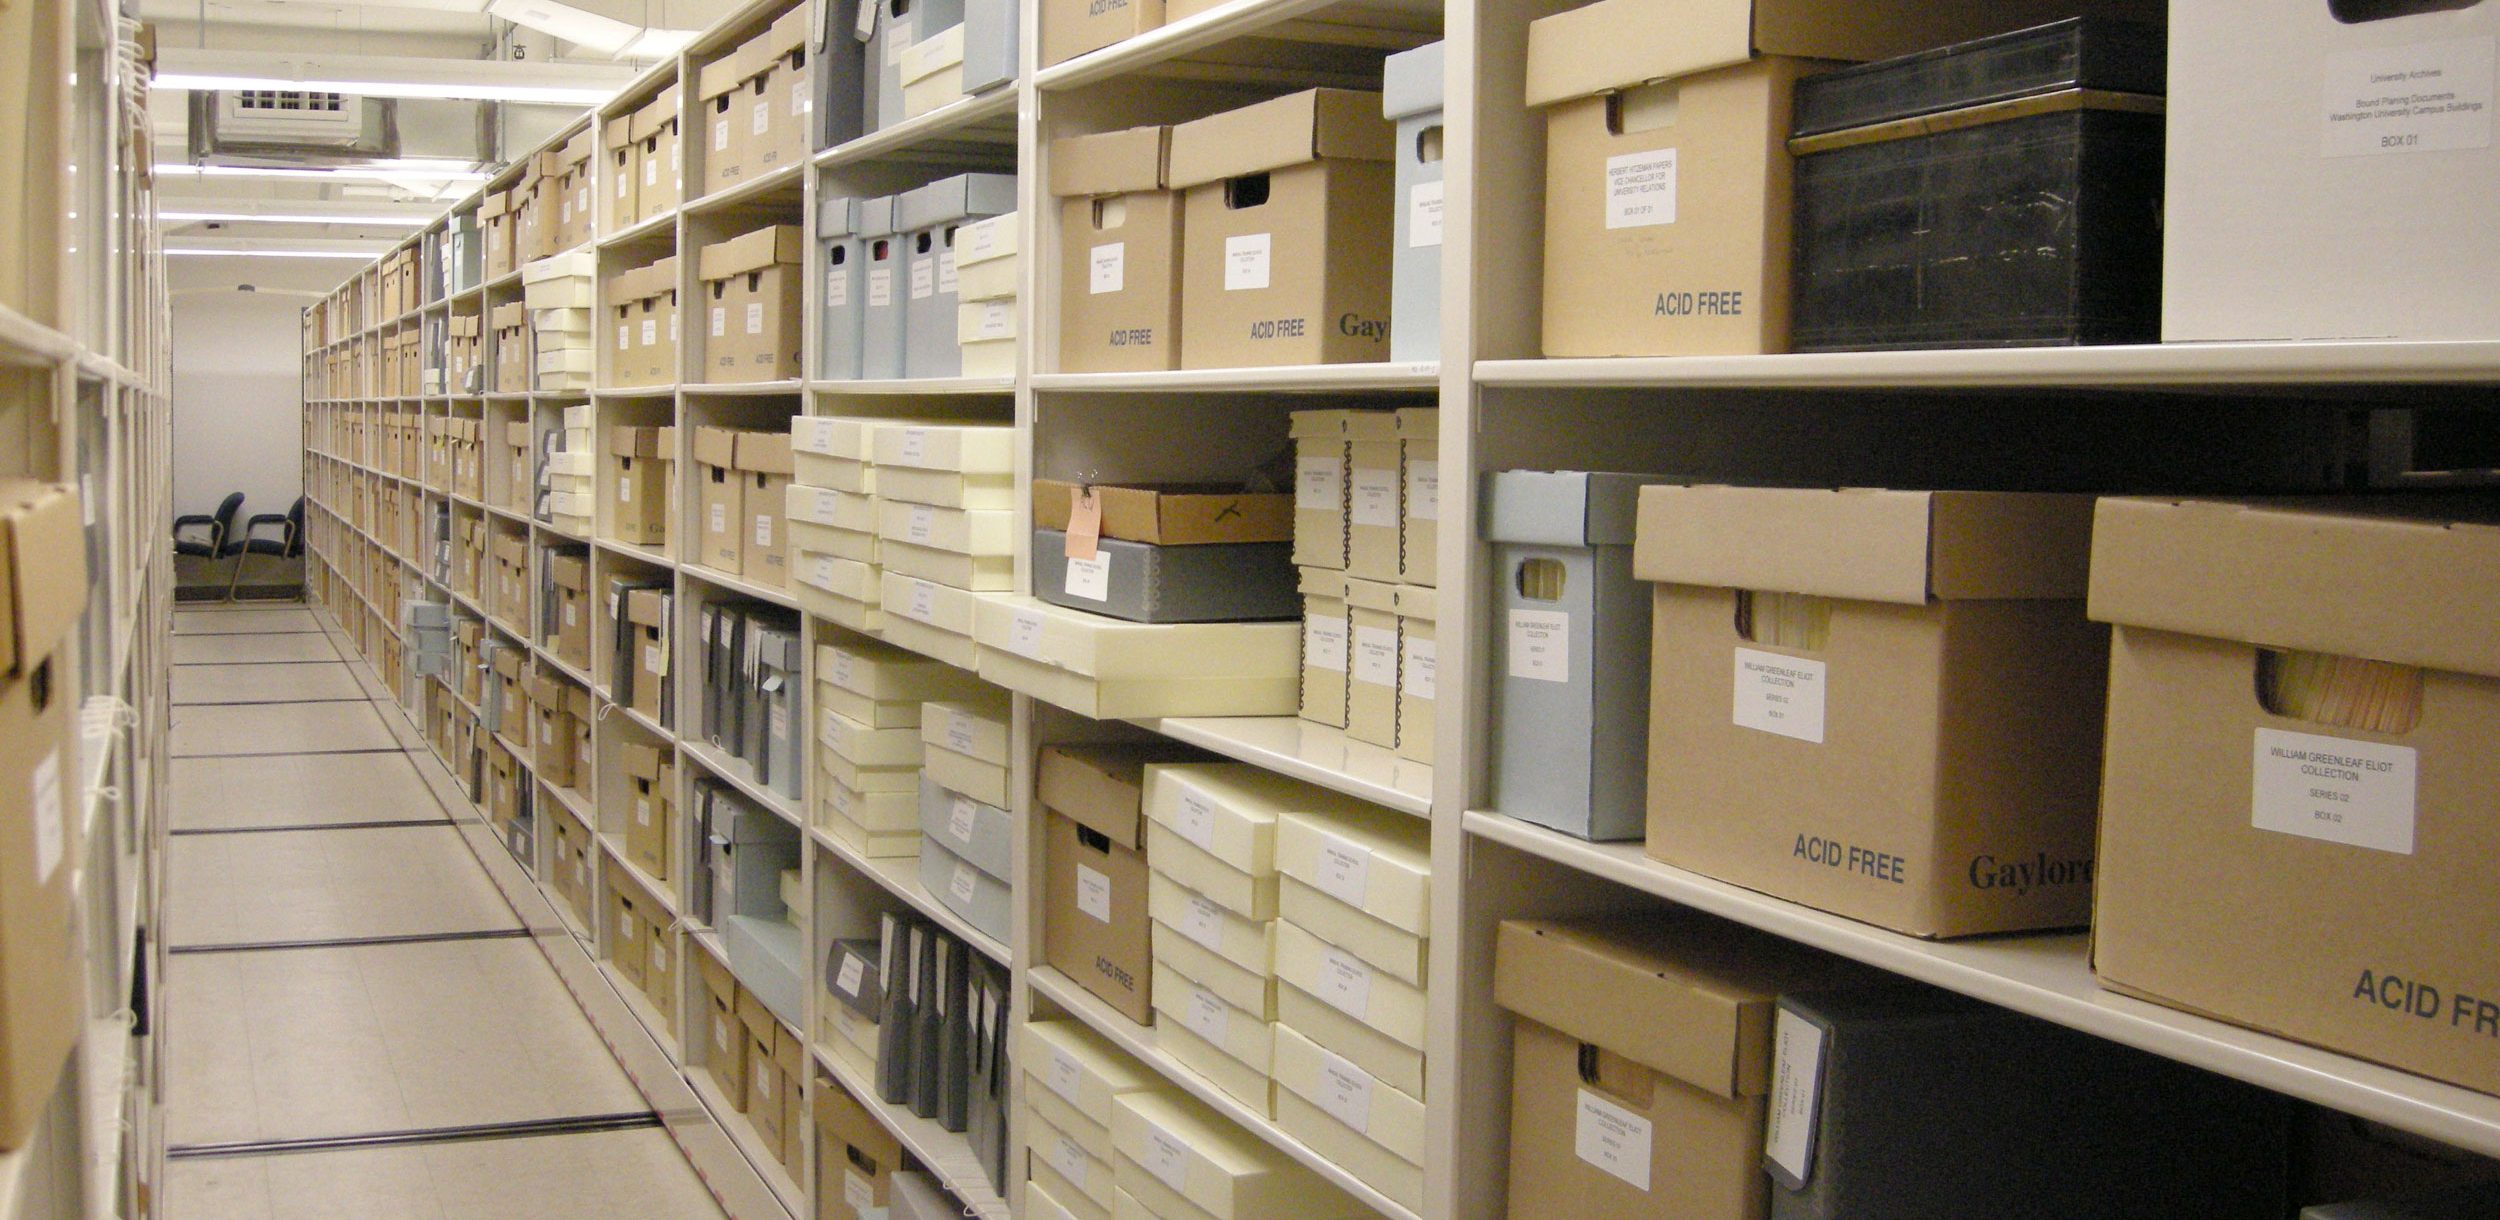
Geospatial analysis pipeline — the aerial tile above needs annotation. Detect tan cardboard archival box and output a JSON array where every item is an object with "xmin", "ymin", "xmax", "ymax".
[
  {"xmin": 1169, "ymin": 90, "xmax": 1394, "ymax": 369},
  {"xmin": 0, "ymin": 481, "xmax": 84, "ymax": 1148},
  {"xmin": 1635, "ymin": 486, "xmax": 2105, "ymax": 938},
  {"xmin": 1041, "ymin": 744, "xmax": 1201, "ymax": 1026},
  {"xmin": 2088, "ymin": 497, "xmax": 2500, "ymax": 1099},
  {"xmin": 1496, "ymin": 915, "xmax": 1871, "ymax": 1220},
  {"xmin": 816, "ymin": 1070, "xmax": 904, "ymax": 1220},
  {"xmin": 694, "ymin": 425, "xmax": 745, "ymax": 574},
  {"xmin": 737, "ymin": 431, "xmax": 795, "ymax": 587},
  {"xmin": 1040, "ymin": 0, "xmax": 1161, "ymax": 70},
  {"xmin": 1051, "ymin": 126, "xmax": 1183, "ymax": 374}
]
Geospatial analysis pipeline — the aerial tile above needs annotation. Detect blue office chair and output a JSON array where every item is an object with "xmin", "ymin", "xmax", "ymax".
[
  {"xmin": 174, "ymin": 492, "xmax": 247, "ymax": 601},
  {"xmin": 228, "ymin": 497, "xmax": 306, "ymax": 601}
]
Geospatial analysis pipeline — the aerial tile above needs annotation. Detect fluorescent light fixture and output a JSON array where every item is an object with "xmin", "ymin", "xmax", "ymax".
[
  {"xmin": 157, "ymin": 163, "xmax": 492, "ymax": 184},
  {"xmin": 616, "ymin": 28, "xmax": 702, "ymax": 58},
  {"xmin": 167, "ymin": 248, "xmax": 392, "ymax": 259},
  {"xmin": 162, "ymin": 210, "xmax": 433, "ymax": 226},
  {"xmin": 155, "ymin": 50, "xmax": 638, "ymax": 106}
]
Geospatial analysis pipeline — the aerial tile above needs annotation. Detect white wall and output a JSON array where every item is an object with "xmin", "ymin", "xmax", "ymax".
[{"xmin": 172, "ymin": 288, "xmax": 306, "ymax": 525}]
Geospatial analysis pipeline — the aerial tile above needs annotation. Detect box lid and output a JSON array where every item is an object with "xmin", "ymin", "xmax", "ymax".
[
  {"xmin": 699, "ymin": 226, "xmax": 806, "ymax": 281},
  {"xmin": 1381, "ymin": 41, "xmax": 1446, "ymax": 122},
  {"xmin": 2087, "ymin": 496, "xmax": 2500, "ymax": 678},
  {"xmin": 1395, "ymin": 406, "xmax": 1437, "ymax": 441},
  {"xmin": 693, "ymin": 425, "xmax": 741, "ymax": 468},
  {"xmin": 1484, "ymin": 470, "xmax": 1669, "ymax": 548},
  {"xmin": 1039, "ymin": 743, "xmax": 1205, "ymax": 848},
  {"xmin": 479, "ymin": 190, "xmax": 511, "ymax": 219},
  {"xmin": 1297, "ymin": 567, "xmax": 1346, "ymax": 600},
  {"xmin": 1631, "ymin": 486, "xmax": 2094, "ymax": 605},
  {"xmin": 1789, "ymin": 17, "xmax": 2166, "ymax": 140},
  {"xmin": 817, "ymin": 195, "xmax": 859, "ymax": 237},
  {"xmin": 1033, "ymin": 480, "xmax": 1295, "ymax": 546},
  {"xmin": 956, "ymin": 213, "xmax": 1018, "ymax": 265},
  {"xmin": 548, "ymin": 550, "xmax": 589, "ymax": 589},
  {"xmin": 1288, "ymin": 409, "xmax": 1350, "ymax": 440},
  {"xmin": 560, "ymin": 125, "xmax": 596, "ymax": 168},
  {"xmin": 603, "ymin": 114, "xmax": 635, "ymax": 150},
  {"xmin": 696, "ymin": 53, "xmax": 747, "ymax": 100},
  {"xmin": 0, "ymin": 481, "xmax": 85, "ymax": 675},
  {"xmin": 1391, "ymin": 583, "xmax": 1437, "ymax": 621},
  {"xmin": 813, "ymin": 1073, "xmax": 904, "ymax": 1165},
  {"xmin": 622, "ymin": 740, "xmax": 663, "ymax": 779},
  {"xmin": 736, "ymin": 432, "xmax": 795, "ymax": 474},
  {"xmin": 897, "ymin": 172, "xmax": 1018, "ymax": 231},
  {"xmin": 1168, "ymin": 89, "xmax": 1394, "ymax": 189},
  {"xmin": 899, "ymin": 21, "xmax": 965, "ymax": 84},
  {"xmin": 1494, "ymin": 914, "xmax": 1869, "ymax": 1099},
  {"xmin": 610, "ymin": 425, "xmax": 661, "ymax": 458},
  {"xmin": 1521, "ymin": 0, "xmax": 2155, "ymax": 107},
  {"xmin": 630, "ymin": 93, "xmax": 676, "ymax": 140},
  {"xmin": 760, "ymin": 3, "xmax": 812, "ymax": 62},
  {"xmin": 856, "ymin": 195, "xmax": 901, "ymax": 238},
  {"xmin": 1049, "ymin": 127, "xmax": 1171, "ymax": 197},
  {"xmin": 626, "ymin": 586, "xmax": 669, "ymax": 626}
]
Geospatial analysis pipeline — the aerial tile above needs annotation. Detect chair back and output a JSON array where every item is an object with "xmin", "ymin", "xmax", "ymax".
[
  {"xmin": 283, "ymin": 497, "xmax": 306, "ymax": 557},
  {"xmin": 212, "ymin": 492, "xmax": 244, "ymax": 540}
]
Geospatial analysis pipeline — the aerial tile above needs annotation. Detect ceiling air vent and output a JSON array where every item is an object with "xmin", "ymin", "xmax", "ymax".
[{"xmin": 214, "ymin": 90, "xmax": 365, "ymax": 145}]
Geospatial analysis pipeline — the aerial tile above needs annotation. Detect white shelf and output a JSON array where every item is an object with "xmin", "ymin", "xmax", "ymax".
[
  {"xmin": 685, "ymin": 1071, "xmax": 806, "ymax": 1216},
  {"xmin": 680, "ymin": 737, "xmax": 805, "ymax": 828},
  {"xmin": 806, "ymin": 376, "xmax": 1016, "ymax": 396},
  {"xmin": 681, "ymin": 562, "xmax": 802, "ymax": 613},
  {"xmin": 685, "ymin": 162, "xmax": 807, "ymax": 216},
  {"xmin": 1462, "ymin": 809, "xmax": 2500, "ymax": 1161},
  {"xmin": 1031, "ymin": 362, "xmax": 1438, "ymax": 394},
  {"xmin": 1132, "ymin": 715, "xmax": 1430, "ymax": 818},
  {"xmin": 807, "ymin": 826, "xmax": 1010, "ymax": 967},
  {"xmin": 594, "ymin": 535, "xmax": 678, "ymax": 568},
  {"xmin": 815, "ymin": 87, "xmax": 1019, "ymax": 171},
  {"xmin": 598, "ymin": 210, "xmax": 678, "ymax": 249},
  {"xmin": 1028, "ymin": 967, "xmax": 1421, "ymax": 1220},
  {"xmin": 599, "ymin": 831, "xmax": 682, "ymax": 923},
  {"xmin": 595, "ymin": 383, "xmax": 680, "ymax": 398},
  {"xmin": 1033, "ymin": 0, "xmax": 1440, "ymax": 93},
  {"xmin": 1474, "ymin": 340, "xmax": 2500, "ymax": 392},
  {"xmin": 684, "ymin": 379, "xmax": 805, "ymax": 396},
  {"xmin": 809, "ymin": 1041, "xmax": 1011, "ymax": 1219}
]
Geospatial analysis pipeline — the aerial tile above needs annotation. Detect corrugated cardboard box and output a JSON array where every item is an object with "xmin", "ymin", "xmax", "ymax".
[
  {"xmin": 698, "ymin": 226, "xmax": 804, "ymax": 383},
  {"xmin": 1636, "ymin": 486, "xmax": 2104, "ymax": 938},
  {"xmin": 817, "ymin": 1071, "xmax": 904, "ymax": 1220},
  {"xmin": 1034, "ymin": 480, "xmax": 1292, "ymax": 546},
  {"xmin": 1042, "ymin": 744, "xmax": 1200, "ymax": 1024},
  {"xmin": 608, "ymin": 425, "xmax": 667, "ymax": 546},
  {"xmin": 602, "ymin": 115, "xmax": 638, "ymax": 235},
  {"xmin": 2089, "ymin": 496, "xmax": 2500, "ymax": 1098},
  {"xmin": 1052, "ymin": 127, "xmax": 1183, "ymax": 373},
  {"xmin": 698, "ymin": 53, "xmax": 752, "ymax": 194},
  {"xmin": 737, "ymin": 431, "xmax": 795, "ymax": 587},
  {"xmin": 1040, "ymin": 0, "xmax": 1161, "ymax": 69},
  {"xmin": 0, "ymin": 481, "xmax": 83, "ymax": 1148},
  {"xmin": 1170, "ymin": 90, "xmax": 1394, "ymax": 368},
  {"xmin": 694, "ymin": 426, "xmax": 745, "ymax": 574},
  {"xmin": 632, "ymin": 85, "xmax": 683, "ymax": 221}
]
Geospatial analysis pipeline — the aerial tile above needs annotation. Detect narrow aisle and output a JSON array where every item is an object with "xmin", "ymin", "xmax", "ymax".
[{"xmin": 159, "ymin": 602, "xmax": 731, "ymax": 1219}]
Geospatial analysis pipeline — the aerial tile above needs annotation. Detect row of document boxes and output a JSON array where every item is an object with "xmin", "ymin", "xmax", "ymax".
[{"xmin": 819, "ymin": 913, "xmax": 1013, "ymax": 1192}]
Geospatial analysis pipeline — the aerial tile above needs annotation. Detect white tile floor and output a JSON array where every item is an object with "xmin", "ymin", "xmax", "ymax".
[
  {"xmin": 173, "ymin": 607, "xmax": 323, "ymax": 635},
  {"xmin": 164, "ymin": 603, "xmax": 729, "ymax": 1219}
]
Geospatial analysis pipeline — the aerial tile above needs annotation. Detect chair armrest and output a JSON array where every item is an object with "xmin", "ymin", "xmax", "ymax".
[
  {"xmin": 245, "ymin": 512, "xmax": 290, "ymax": 528},
  {"xmin": 173, "ymin": 514, "xmax": 215, "ymax": 529}
]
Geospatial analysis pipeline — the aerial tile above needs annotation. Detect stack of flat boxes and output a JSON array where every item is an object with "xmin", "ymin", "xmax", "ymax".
[
  {"xmin": 1112, "ymin": 1089, "xmax": 1369, "ymax": 1220},
  {"xmin": 1019, "ymin": 1020, "xmax": 1171, "ymax": 1220},
  {"xmin": 785, "ymin": 416, "xmax": 886, "ymax": 629},
  {"xmin": 538, "ymin": 405, "xmax": 595, "ymax": 537},
  {"xmin": 1134, "ymin": 764, "xmax": 1293, "ymax": 1116},
  {"xmin": 874, "ymin": 422, "xmax": 1014, "ymax": 668},
  {"xmin": 812, "ymin": 635, "xmax": 990, "ymax": 858},
  {"xmin": 916, "ymin": 691, "xmax": 1013, "ymax": 944},
  {"xmin": 525, "ymin": 252, "xmax": 597, "ymax": 392},
  {"xmin": 952, "ymin": 212, "xmax": 1017, "ymax": 377},
  {"xmin": 1291, "ymin": 407, "xmax": 1439, "ymax": 764}
]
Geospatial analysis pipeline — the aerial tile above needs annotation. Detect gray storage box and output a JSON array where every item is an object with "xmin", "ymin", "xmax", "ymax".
[
  {"xmin": 708, "ymin": 786, "xmax": 797, "ymax": 925},
  {"xmin": 818, "ymin": 196, "xmax": 867, "ymax": 379},
  {"xmin": 824, "ymin": 935, "xmax": 885, "ymax": 1017},
  {"xmin": 858, "ymin": 195, "xmax": 907, "ymax": 379},
  {"xmin": 1383, "ymin": 41, "xmax": 1445, "ymax": 364},
  {"xmin": 1768, "ymin": 987, "xmax": 2287, "ymax": 1220},
  {"xmin": 920, "ymin": 835, "xmax": 1013, "ymax": 944},
  {"xmin": 1033, "ymin": 528, "xmax": 1299, "ymax": 623},
  {"xmin": 898, "ymin": 173, "xmax": 1017, "ymax": 378},
  {"xmin": 1486, "ymin": 470, "xmax": 1672, "ymax": 841},
  {"xmin": 863, "ymin": 0, "xmax": 964, "ymax": 133},
  {"xmin": 813, "ymin": 0, "xmax": 869, "ymax": 149},
  {"xmin": 920, "ymin": 774, "xmax": 1012, "ymax": 881},
  {"xmin": 748, "ymin": 623, "xmax": 802, "ymax": 800},
  {"xmin": 725, "ymin": 912, "xmax": 806, "ymax": 1027},
  {"xmin": 960, "ymin": 0, "xmax": 1017, "ymax": 94}
]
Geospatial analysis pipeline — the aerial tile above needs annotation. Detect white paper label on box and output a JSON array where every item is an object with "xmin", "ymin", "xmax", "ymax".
[
  {"xmin": 708, "ymin": 503, "xmax": 727, "ymax": 533},
  {"xmin": 1063, "ymin": 552, "xmax": 1111, "ymax": 602},
  {"xmin": 2251, "ymin": 728, "xmax": 2418, "ymax": 854},
  {"xmin": 618, "ymin": 173, "xmax": 630, "ymax": 201},
  {"xmin": 948, "ymin": 794, "xmax": 977, "ymax": 845},
  {"xmin": 906, "ymin": 504, "xmax": 935, "ymax": 543},
  {"xmin": 1074, "ymin": 861, "xmax": 1114, "ymax": 923},
  {"xmin": 1405, "ymin": 460, "xmax": 1439, "ymax": 521},
  {"xmin": 1353, "ymin": 625, "xmax": 1398, "ymax": 688},
  {"xmin": 886, "ymin": 15, "xmax": 913, "ymax": 62},
  {"xmin": 1351, "ymin": 466, "xmax": 1400, "ymax": 527},
  {"xmin": 1170, "ymin": 986, "xmax": 1225, "ymax": 1048},
  {"xmin": 646, "ymin": 159, "xmax": 659, "ymax": 186},
  {"xmin": 1732, "ymin": 648, "xmax": 1826, "ymax": 744},
  {"xmin": 1180, "ymin": 892, "xmax": 1225, "ymax": 949},
  {"xmin": 1400, "ymin": 178, "xmax": 1446, "ymax": 248},
  {"xmin": 808, "ymin": 554, "xmax": 837, "ymax": 588},
  {"xmin": 968, "ymin": 300, "xmax": 1013, "ymax": 340},
  {"xmin": 1090, "ymin": 242, "xmax": 1126, "ymax": 295},
  {"xmin": 1765, "ymin": 1007, "xmax": 1826, "ymax": 1183},
  {"xmin": 938, "ymin": 249, "xmax": 957, "ymax": 295},
  {"xmin": 868, "ymin": 267, "xmax": 893, "ymax": 308},
  {"xmin": 1047, "ymin": 1131, "xmax": 1090, "ymax": 1190},
  {"xmin": 1604, "ymin": 148, "xmax": 1677, "ymax": 229},
  {"xmin": 829, "ymin": 649, "xmax": 857, "ymax": 687},
  {"xmin": 949, "ymin": 861, "xmax": 978, "ymax": 904},
  {"xmin": 1297, "ymin": 453, "xmax": 1344, "ymax": 510},
  {"xmin": 1403, "ymin": 637, "xmax": 1437, "ymax": 701},
  {"xmin": 32, "ymin": 749, "xmax": 63, "ymax": 882},
  {"xmin": 768, "ymin": 701, "xmax": 789, "ymax": 741},
  {"xmin": 709, "ymin": 306, "xmax": 726, "ymax": 338},
  {"xmin": 906, "ymin": 580, "xmax": 935, "ymax": 622},
  {"xmin": 1314, "ymin": 833, "xmax": 1372, "ymax": 907},
  {"xmin": 618, "ymin": 474, "xmax": 636, "ymax": 504},
  {"xmin": 1575, "ymin": 1088, "xmax": 1654, "ymax": 1191},
  {"xmin": 751, "ymin": 99, "xmax": 770, "ymax": 136},
  {"xmin": 944, "ymin": 709, "xmax": 977, "ymax": 754},
  {"xmin": 744, "ymin": 302, "xmax": 763, "ymax": 335},
  {"xmin": 635, "ymin": 797, "xmax": 652, "ymax": 827},
  {"xmin": 2322, "ymin": 36, "xmax": 2495, "ymax": 158},
  {"xmin": 836, "ymin": 953, "xmax": 866, "ymax": 997},
  {"xmin": 1316, "ymin": 944, "xmax": 1373, "ymax": 1019},
  {"xmin": 1173, "ymin": 789, "xmax": 1218, "ymax": 851},
  {"xmin": 641, "ymin": 319, "xmax": 657, "ymax": 346},
  {"xmin": 644, "ymin": 643, "xmax": 662, "ymax": 673},
  {"xmin": 619, "ymin": 324, "xmax": 632, "ymax": 352},
  {"xmin": 1006, "ymin": 609, "xmax": 1046, "ymax": 658},
  {"xmin": 712, "ymin": 119, "xmax": 729, "ymax": 152},
  {"xmin": 1507, "ymin": 610, "xmax": 1569, "ymax": 683},
  {"xmin": 564, "ymin": 603, "xmax": 578, "ymax": 626},
  {"xmin": 1223, "ymin": 233, "xmax": 1272, "ymax": 291},
  {"xmin": 753, "ymin": 515, "xmax": 774, "ymax": 547},
  {"xmin": 827, "ymin": 267, "xmax": 848, "ymax": 308},
  {"xmin": 1316, "ymin": 1049, "xmax": 1375, "ymax": 1134},
  {"xmin": 844, "ymin": 1169, "xmax": 875, "ymax": 1214},
  {"xmin": 910, "ymin": 258, "xmax": 935, "ymax": 300},
  {"xmin": 1305, "ymin": 614, "xmax": 1349, "ymax": 674},
  {"xmin": 1142, "ymin": 1125, "xmax": 1190, "ymax": 1194},
  {"xmin": 648, "ymin": 938, "xmax": 669, "ymax": 977},
  {"xmin": 1046, "ymin": 1048, "xmax": 1083, "ymax": 1103}
]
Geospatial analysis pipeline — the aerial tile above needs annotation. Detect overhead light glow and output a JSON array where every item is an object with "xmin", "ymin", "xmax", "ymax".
[
  {"xmin": 157, "ymin": 163, "xmax": 492, "ymax": 184},
  {"xmin": 167, "ymin": 247, "xmax": 393, "ymax": 259},
  {"xmin": 154, "ymin": 71, "xmax": 620, "ymax": 106},
  {"xmin": 161, "ymin": 210, "xmax": 433, "ymax": 226}
]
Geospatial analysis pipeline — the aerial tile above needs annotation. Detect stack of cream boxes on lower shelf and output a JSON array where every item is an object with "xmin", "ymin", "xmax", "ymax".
[
  {"xmin": 1294, "ymin": 407, "xmax": 1440, "ymax": 764},
  {"xmin": 1020, "ymin": 1019, "xmax": 1372, "ymax": 1220},
  {"xmin": 953, "ymin": 212, "xmax": 1017, "ymax": 378},
  {"xmin": 524, "ymin": 251, "xmax": 596, "ymax": 392},
  {"xmin": 874, "ymin": 421, "xmax": 1015, "ymax": 667},
  {"xmin": 812, "ymin": 634, "xmax": 989, "ymax": 859},
  {"xmin": 538, "ymin": 404, "xmax": 594, "ymax": 537},
  {"xmin": 917, "ymin": 690, "xmax": 1013, "ymax": 944},
  {"xmin": 786, "ymin": 416, "xmax": 884, "ymax": 628}
]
